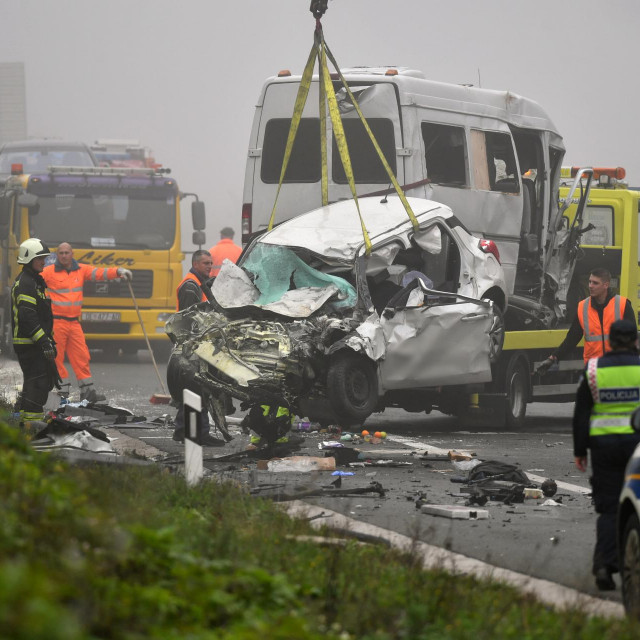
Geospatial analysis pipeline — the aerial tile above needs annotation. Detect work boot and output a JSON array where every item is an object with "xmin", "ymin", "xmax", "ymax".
[
  {"xmin": 79, "ymin": 383, "xmax": 106, "ymax": 403},
  {"xmin": 57, "ymin": 382, "xmax": 71, "ymax": 399},
  {"xmin": 198, "ymin": 432, "xmax": 225, "ymax": 447},
  {"xmin": 594, "ymin": 566, "xmax": 616, "ymax": 591}
]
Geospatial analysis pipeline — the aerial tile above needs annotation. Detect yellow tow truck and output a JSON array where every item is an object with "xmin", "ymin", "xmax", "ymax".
[{"xmin": 477, "ymin": 166, "xmax": 640, "ymax": 426}]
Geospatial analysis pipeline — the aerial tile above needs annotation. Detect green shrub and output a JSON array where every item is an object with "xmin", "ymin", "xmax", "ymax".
[{"xmin": 0, "ymin": 419, "xmax": 639, "ymax": 639}]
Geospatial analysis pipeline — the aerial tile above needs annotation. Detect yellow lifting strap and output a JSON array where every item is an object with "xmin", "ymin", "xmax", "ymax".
[
  {"xmin": 322, "ymin": 39, "xmax": 420, "ymax": 232},
  {"xmin": 269, "ymin": 22, "xmax": 416, "ymax": 254},
  {"xmin": 317, "ymin": 29, "xmax": 328, "ymax": 207},
  {"xmin": 267, "ymin": 43, "xmax": 317, "ymax": 232},
  {"xmin": 318, "ymin": 40, "xmax": 372, "ymax": 254}
]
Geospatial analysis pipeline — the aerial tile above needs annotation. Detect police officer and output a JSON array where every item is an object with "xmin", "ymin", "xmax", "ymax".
[
  {"xmin": 572, "ymin": 319, "xmax": 640, "ymax": 590},
  {"xmin": 537, "ymin": 268, "xmax": 636, "ymax": 374},
  {"xmin": 11, "ymin": 238, "xmax": 58, "ymax": 428}
]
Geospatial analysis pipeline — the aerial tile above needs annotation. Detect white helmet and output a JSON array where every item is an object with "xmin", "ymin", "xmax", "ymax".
[{"xmin": 17, "ymin": 238, "xmax": 51, "ymax": 264}]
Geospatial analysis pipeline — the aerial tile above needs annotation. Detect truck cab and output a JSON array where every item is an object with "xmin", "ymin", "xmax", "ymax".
[{"xmin": 0, "ymin": 165, "xmax": 206, "ymax": 356}]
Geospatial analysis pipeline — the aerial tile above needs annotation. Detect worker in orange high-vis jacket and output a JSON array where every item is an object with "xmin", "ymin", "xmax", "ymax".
[
  {"xmin": 171, "ymin": 249, "xmax": 218, "ymax": 444},
  {"xmin": 537, "ymin": 267, "xmax": 637, "ymax": 375},
  {"xmin": 175, "ymin": 249, "xmax": 213, "ymax": 310},
  {"xmin": 208, "ymin": 227, "xmax": 242, "ymax": 277},
  {"xmin": 41, "ymin": 242, "xmax": 132, "ymax": 402}
]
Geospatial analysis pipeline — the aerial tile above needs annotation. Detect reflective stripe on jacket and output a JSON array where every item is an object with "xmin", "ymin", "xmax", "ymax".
[
  {"xmin": 586, "ymin": 356, "xmax": 639, "ymax": 437},
  {"xmin": 11, "ymin": 267, "xmax": 53, "ymax": 346},
  {"xmin": 209, "ymin": 238, "xmax": 242, "ymax": 277},
  {"xmin": 42, "ymin": 262, "xmax": 120, "ymax": 318},
  {"xmin": 176, "ymin": 272, "xmax": 208, "ymax": 310},
  {"xmin": 578, "ymin": 295, "xmax": 626, "ymax": 363}
]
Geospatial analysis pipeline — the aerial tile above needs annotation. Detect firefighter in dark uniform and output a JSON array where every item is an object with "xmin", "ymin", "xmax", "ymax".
[
  {"xmin": 573, "ymin": 319, "xmax": 640, "ymax": 590},
  {"xmin": 11, "ymin": 238, "xmax": 58, "ymax": 428}
]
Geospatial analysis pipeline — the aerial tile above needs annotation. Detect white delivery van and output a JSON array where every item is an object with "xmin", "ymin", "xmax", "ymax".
[{"xmin": 241, "ymin": 67, "xmax": 577, "ymax": 328}]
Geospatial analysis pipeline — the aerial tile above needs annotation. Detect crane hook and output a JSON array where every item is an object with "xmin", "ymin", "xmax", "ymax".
[{"xmin": 309, "ymin": 0, "xmax": 328, "ymax": 19}]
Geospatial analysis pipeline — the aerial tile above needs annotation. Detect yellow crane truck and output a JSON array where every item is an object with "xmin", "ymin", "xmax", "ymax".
[{"xmin": 0, "ymin": 164, "xmax": 206, "ymax": 358}]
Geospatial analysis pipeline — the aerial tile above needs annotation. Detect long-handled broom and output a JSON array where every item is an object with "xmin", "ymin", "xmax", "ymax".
[{"xmin": 125, "ymin": 280, "xmax": 171, "ymax": 404}]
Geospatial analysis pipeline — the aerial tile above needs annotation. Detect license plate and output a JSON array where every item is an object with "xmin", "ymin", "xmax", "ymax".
[{"xmin": 81, "ymin": 312, "xmax": 121, "ymax": 322}]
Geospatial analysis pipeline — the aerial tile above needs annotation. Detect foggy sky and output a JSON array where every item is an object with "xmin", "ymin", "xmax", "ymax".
[{"xmin": 1, "ymin": 0, "xmax": 638, "ymax": 252}]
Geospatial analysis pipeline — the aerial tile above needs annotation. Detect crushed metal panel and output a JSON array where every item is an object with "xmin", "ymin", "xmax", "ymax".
[
  {"xmin": 260, "ymin": 285, "xmax": 340, "ymax": 317},
  {"xmin": 193, "ymin": 341, "xmax": 260, "ymax": 387},
  {"xmin": 380, "ymin": 301, "xmax": 492, "ymax": 389},
  {"xmin": 211, "ymin": 260, "xmax": 260, "ymax": 308},
  {"xmin": 344, "ymin": 314, "xmax": 386, "ymax": 360}
]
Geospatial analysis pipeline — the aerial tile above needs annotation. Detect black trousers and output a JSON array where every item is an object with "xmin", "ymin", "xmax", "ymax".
[
  {"xmin": 590, "ymin": 437, "xmax": 640, "ymax": 572},
  {"xmin": 15, "ymin": 347, "xmax": 55, "ymax": 418}
]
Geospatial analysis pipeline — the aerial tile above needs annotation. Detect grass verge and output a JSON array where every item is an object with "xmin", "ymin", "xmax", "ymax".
[{"xmin": 0, "ymin": 417, "xmax": 638, "ymax": 639}]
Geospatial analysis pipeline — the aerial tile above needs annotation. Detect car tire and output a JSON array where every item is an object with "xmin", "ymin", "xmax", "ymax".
[
  {"xmin": 327, "ymin": 350, "xmax": 378, "ymax": 426},
  {"xmin": 487, "ymin": 302, "xmax": 505, "ymax": 365},
  {"xmin": 502, "ymin": 355, "xmax": 528, "ymax": 428},
  {"xmin": 622, "ymin": 512, "xmax": 640, "ymax": 618}
]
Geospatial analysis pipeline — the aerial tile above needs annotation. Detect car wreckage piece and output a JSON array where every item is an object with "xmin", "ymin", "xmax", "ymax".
[{"xmin": 166, "ymin": 197, "xmax": 507, "ymax": 440}]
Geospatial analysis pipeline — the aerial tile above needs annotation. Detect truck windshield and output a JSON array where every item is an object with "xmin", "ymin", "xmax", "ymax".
[
  {"xmin": 0, "ymin": 149, "xmax": 95, "ymax": 174},
  {"xmin": 28, "ymin": 192, "xmax": 176, "ymax": 250}
]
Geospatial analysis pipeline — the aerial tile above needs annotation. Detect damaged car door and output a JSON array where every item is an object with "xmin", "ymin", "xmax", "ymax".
[{"xmin": 379, "ymin": 291, "xmax": 494, "ymax": 389}]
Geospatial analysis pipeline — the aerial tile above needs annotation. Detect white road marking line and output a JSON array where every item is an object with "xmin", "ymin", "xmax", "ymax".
[
  {"xmin": 283, "ymin": 502, "xmax": 623, "ymax": 619},
  {"xmin": 526, "ymin": 473, "xmax": 591, "ymax": 496},
  {"xmin": 388, "ymin": 435, "xmax": 591, "ymax": 495}
]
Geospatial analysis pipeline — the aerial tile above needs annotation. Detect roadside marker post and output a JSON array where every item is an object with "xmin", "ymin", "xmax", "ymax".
[{"xmin": 183, "ymin": 389, "xmax": 203, "ymax": 486}]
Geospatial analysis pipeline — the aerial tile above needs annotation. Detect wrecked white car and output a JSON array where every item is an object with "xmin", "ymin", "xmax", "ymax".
[{"xmin": 166, "ymin": 196, "xmax": 507, "ymax": 440}]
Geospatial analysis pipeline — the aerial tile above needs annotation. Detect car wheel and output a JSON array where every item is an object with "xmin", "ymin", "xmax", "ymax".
[
  {"xmin": 502, "ymin": 355, "xmax": 528, "ymax": 428},
  {"xmin": 486, "ymin": 302, "xmax": 505, "ymax": 365},
  {"xmin": 622, "ymin": 513, "xmax": 640, "ymax": 618},
  {"xmin": 327, "ymin": 350, "xmax": 378, "ymax": 426}
]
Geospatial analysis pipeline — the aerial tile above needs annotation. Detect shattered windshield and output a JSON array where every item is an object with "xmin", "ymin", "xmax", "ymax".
[
  {"xmin": 243, "ymin": 244, "xmax": 357, "ymax": 309},
  {"xmin": 209, "ymin": 243, "xmax": 358, "ymax": 317}
]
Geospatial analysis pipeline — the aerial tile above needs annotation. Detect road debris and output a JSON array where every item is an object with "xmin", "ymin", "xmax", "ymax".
[
  {"xmin": 421, "ymin": 504, "xmax": 489, "ymax": 520},
  {"xmin": 250, "ymin": 480, "xmax": 386, "ymax": 501},
  {"xmin": 256, "ymin": 456, "xmax": 336, "ymax": 472},
  {"xmin": 541, "ymin": 478, "xmax": 558, "ymax": 497}
]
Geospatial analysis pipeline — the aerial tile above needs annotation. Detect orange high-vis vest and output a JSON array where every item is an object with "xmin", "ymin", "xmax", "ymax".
[
  {"xmin": 176, "ymin": 272, "xmax": 208, "ymax": 310},
  {"xmin": 42, "ymin": 262, "xmax": 119, "ymax": 319},
  {"xmin": 578, "ymin": 295, "xmax": 627, "ymax": 362},
  {"xmin": 209, "ymin": 238, "xmax": 242, "ymax": 276}
]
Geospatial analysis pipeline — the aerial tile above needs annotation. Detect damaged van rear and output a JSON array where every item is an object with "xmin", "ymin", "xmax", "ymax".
[{"xmin": 166, "ymin": 196, "xmax": 506, "ymax": 440}]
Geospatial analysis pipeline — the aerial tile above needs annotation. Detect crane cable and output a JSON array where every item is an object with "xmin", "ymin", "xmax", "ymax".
[{"xmin": 267, "ymin": 12, "xmax": 419, "ymax": 253}]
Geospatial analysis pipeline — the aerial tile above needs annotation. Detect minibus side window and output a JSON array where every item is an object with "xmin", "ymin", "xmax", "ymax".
[
  {"xmin": 261, "ymin": 118, "xmax": 321, "ymax": 183},
  {"xmin": 421, "ymin": 123, "xmax": 468, "ymax": 187},
  {"xmin": 471, "ymin": 130, "xmax": 519, "ymax": 193},
  {"xmin": 332, "ymin": 118, "xmax": 396, "ymax": 184}
]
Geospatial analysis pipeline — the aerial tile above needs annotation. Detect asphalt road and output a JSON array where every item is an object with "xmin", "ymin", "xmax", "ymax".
[{"xmin": 0, "ymin": 349, "xmax": 621, "ymax": 605}]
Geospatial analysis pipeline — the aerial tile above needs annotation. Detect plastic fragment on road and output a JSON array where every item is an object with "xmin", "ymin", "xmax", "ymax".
[
  {"xmin": 452, "ymin": 458, "xmax": 482, "ymax": 471},
  {"xmin": 256, "ymin": 456, "xmax": 336, "ymax": 472},
  {"xmin": 448, "ymin": 450, "xmax": 476, "ymax": 461},
  {"xmin": 421, "ymin": 504, "xmax": 489, "ymax": 520},
  {"xmin": 332, "ymin": 470, "xmax": 355, "ymax": 476},
  {"xmin": 542, "ymin": 498, "xmax": 563, "ymax": 507},
  {"xmin": 524, "ymin": 488, "xmax": 544, "ymax": 499}
]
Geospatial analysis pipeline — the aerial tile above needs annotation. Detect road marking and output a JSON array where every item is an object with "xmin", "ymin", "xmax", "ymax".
[
  {"xmin": 526, "ymin": 473, "xmax": 590, "ymax": 496},
  {"xmin": 284, "ymin": 501, "xmax": 623, "ymax": 619},
  {"xmin": 388, "ymin": 434, "xmax": 591, "ymax": 495}
]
